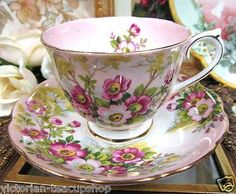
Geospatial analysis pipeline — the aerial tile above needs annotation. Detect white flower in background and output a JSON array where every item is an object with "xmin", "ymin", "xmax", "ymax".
[
  {"xmin": 0, "ymin": 29, "xmax": 49, "ymax": 67},
  {"xmin": 0, "ymin": 62, "xmax": 37, "ymax": 117}
]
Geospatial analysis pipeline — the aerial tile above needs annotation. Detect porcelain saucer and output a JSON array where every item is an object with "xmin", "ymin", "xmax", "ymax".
[
  {"xmin": 170, "ymin": 0, "xmax": 236, "ymax": 89},
  {"xmin": 8, "ymin": 79, "xmax": 228, "ymax": 185}
]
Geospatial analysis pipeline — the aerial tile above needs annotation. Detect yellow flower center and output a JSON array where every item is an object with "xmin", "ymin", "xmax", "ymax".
[
  {"xmin": 77, "ymin": 94, "xmax": 86, "ymax": 103},
  {"xmin": 109, "ymin": 113, "xmax": 123, "ymax": 122},
  {"xmin": 121, "ymin": 153, "xmax": 135, "ymax": 160},
  {"xmin": 78, "ymin": 164, "xmax": 94, "ymax": 172},
  {"xmin": 109, "ymin": 83, "xmax": 121, "ymax": 94},
  {"xmin": 197, "ymin": 104, "xmax": 209, "ymax": 115},
  {"xmin": 129, "ymin": 103, "xmax": 142, "ymax": 112},
  {"xmin": 59, "ymin": 149, "xmax": 76, "ymax": 157},
  {"xmin": 29, "ymin": 130, "xmax": 40, "ymax": 136}
]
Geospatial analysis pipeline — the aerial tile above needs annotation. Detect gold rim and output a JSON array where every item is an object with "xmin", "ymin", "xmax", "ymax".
[
  {"xmin": 7, "ymin": 82, "xmax": 229, "ymax": 185},
  {"xmin": 169, "ymin": 0, "xmax": 236, "ymax": 89},
  {"xmin": 41, "ymin": 17, "xmax": 191, "ymax": 56},
  {"xmin": 87, "ymin": 120, "xmax": 153, "ymax": 143}
]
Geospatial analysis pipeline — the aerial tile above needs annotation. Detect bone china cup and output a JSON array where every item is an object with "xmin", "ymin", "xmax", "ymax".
[{"xmin": 41, "ymin": 17, "xmax": 224, "ymax": 133}]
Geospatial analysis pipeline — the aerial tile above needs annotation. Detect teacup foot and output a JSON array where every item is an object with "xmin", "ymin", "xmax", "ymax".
[{"xmin": 87, "ymin": 119, "xmax": 153, "ymax": 143}]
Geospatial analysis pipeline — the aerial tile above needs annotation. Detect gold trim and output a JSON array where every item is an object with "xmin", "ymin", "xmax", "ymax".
[
  {"xmin": 7, "ymin": 120, "xmax": 228, "ymax": 186},
  {"xmin": 87, "ymin": 120, "xmax": 153, "ymax": 143},
  {"xmin": 95, "ymin": 0, "xmax": 114, "ymax": 17},
  {"xmin": 169, "ymin": 0, "xmax": 236, "ymax": 89},
  {"xmin": 6, "ymin": 81, "xmax": 230, "ymax": 185},
  {"xmin": 4, "ymin": 143, "xmax": 233, "ymax": 193}
]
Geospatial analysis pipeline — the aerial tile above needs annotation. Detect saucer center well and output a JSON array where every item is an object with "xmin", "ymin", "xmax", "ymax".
[{"xmin": 87, "ymin": 119, "xmax": 153, "ymax": 143}]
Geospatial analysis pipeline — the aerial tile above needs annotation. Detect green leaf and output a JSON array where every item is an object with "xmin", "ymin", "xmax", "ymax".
[
  {"xmin": 97, "ymin": 153, "xmax": 108, "ymax": 161},
  {"xmin": 110, "ymin": 40, "xmax": 118, "ymax": 48},
  {"xmin": 66, "ymin": 135, "xmax": 74, "ymax": 143},
  {"xmin": 142, "ymin": 147, "xmax": 151, "ymax": 153},
  {"xmin": 134, "ymin": 84, "xmax": 144, "ymax": 96},
  {"xmin": 122, "ymin": 93, "xmax": 131, "ymax": 101},
  {"xmin": 55, "ymin": 158, "xmax": 65, "ymax": 164},
  {"xmin": 79, "ymin": 75, "xmax": 87, "ymax": 82},
  {"xmin": 58, "ymin": 139, "xmax": 66, "ymax": 144},
  {"xmin": 25, "ymin": 147, "xmax": 36, "ymax": 153},
  {"xmin": 72, "ymin": 140, "xmax": 80, "ymax": 144},
  {"xmin": 130, "ymin": 115, "xmax": 145, "ymax": 124},
  {"xmin": 144, "ymin": 152, "xmax": 156, "ymax": 159},
  {"xmin": 144, "ymin": 87, "xmax": 159, "ymax": 97},
  {"xmin": 94, "ymin": 97, "xmax": 109, "ymax": 107},
  {"xmin": 101, "ymin": 161, "xmax": 112, "ymax": 165}
]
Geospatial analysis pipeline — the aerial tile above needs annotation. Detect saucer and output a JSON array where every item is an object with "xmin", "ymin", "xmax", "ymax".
[
  {"xmin": 8, "ymin": 79, "xmax": 228, "ymax": 185},
  {"xmin": 169, "ymin": 0, "xmax": 236, "ymax": 89}
]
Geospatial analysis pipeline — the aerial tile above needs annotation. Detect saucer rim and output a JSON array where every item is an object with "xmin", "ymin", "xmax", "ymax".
[{"xmin": 8, "ymin": 79, "xmax": 229, "ymax": 185}]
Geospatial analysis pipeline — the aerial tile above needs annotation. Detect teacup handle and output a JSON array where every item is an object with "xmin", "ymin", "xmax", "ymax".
[{"xmin": 172, "ymin": 29, "xmax": 224, "ymax": 93}]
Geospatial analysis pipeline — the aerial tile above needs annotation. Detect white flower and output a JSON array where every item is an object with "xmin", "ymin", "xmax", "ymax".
[
  {"xmin": 0, "ymin": 62, "xmax": 38, "ymax": 116},
  {"xmin": 0, "ymin": 30, "xmax": 49, "ymax": 67}
]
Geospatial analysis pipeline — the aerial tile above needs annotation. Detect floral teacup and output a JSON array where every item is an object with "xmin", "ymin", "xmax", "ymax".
[{"xmin": 41, "ymin": 17, "xmax": 223, "ymax": 135}]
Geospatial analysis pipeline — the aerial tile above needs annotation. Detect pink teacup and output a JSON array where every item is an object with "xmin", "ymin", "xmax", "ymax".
[{"xmin": 41, "ymin": 17, "xmax": 223, "ymax": 139}]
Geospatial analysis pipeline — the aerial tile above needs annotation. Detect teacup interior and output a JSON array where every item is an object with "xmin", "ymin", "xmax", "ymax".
[{"xmin": 42, "ymin": 17, "xmax": 190, "ymax": 53}]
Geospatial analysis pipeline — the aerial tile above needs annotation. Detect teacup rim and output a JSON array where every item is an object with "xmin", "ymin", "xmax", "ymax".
[{"xmin": 41, "ymin": 16, "xmax": 191, "ymax": 55}]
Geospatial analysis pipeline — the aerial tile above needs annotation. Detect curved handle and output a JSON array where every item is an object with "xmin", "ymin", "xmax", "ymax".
[{"xmin": 172, "ymin": 28, "xmax": 224, "ymax": 93}]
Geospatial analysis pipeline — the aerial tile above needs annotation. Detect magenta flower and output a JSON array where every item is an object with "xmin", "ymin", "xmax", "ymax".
[
  {"xmin": 102, "ymin": 75, "xmax": 131, "ymax": 101},
  {"xmin": 67, "ymin": 158, "xmax": 104, "ymax": 174},
  {"xmin": 188, "ymin": 98, "xmax": 215, "ymax": 121},
  {"xmin": 26, "ymin": 100, "xmax": 46, "ymax": 115},
  {"xmin": 70, "ymin": 120, "xmax": 81, "ymax": 128},
  {"xmin": 125, "ymin": 95, "xmax": 151, "ymax": 116},
  {"xmin": 112, "ymin": 147, "xmax": 145, "ymax": 164},
  {"xmin": 97, "ymin": 104, "xmax": 132, "ymax": 125},
  {"xmin": 21, "ymin": 128, "xmax": 48, "ymax": 139},
  {"xmin": 49, "ymin": 142, "xmax": 87, "ymax": 161},
  {"xmin": 167, "ymin": 102, "xmax": 177, "ymax": 111},
  {"xmin": 71, "ymin": 85, "xmax": 92, "ymax": 109},
  {"xmin": 51, "ymin": 117, "xmax": 62, "ymax": 125},
  {"xmin": 129, "ymin": 23, "xmax": 141, "ymax": 36},
  {"xmin": 164, "ymin": 69, "xmax": 174, "ymax": 85},
  {"xmin": 115, "ymin": 41, "xmax": 137, "ymax": 53},
  {"xmin": 183, "ymin": 91, "xmax": 206, "ymax": 110},
  {"xmin": 102, "ymin": 166, "xmax": 127, "ymax": 176}
]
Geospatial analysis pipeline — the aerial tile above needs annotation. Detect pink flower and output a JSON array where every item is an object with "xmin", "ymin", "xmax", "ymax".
[
  {"xmin": 112, "ymin": 147, "xmax": 145, "ymax": 164},
  {"xmin": 71, "ymin": 85, "xmax": 92, "ymax": 109},
  {"xmin": 183, "ymin": 91, "xmax": 206, "ymax": 110},
  {"xmin": 70, "ymin": 121, "xmax": 81, "ymax": 128},
  {"xmin": 26, "ymin": 100, "xmax": 46, "ymax": 115},
  {"xmin": 125, "ymin": 95, "xmax": 151, "ymax": 116},
  {"xmin": 167, "ymin": 102, "xmax": 177, "ymax": 111},
  {"xmin": 139, "ymin": 0, "xmax": 149, "ymax": 8},
  {"xmin": 102, "ymin": 75, "xmax": 131, "ymax": 101},
  {"xmin": 21, "ymin": 128, "xmax": 48, "ymax": 139},
  {"xmin": 129, "ymin": 24, "xmax": 141, "ymax": 36},
  {"xmin": 67, "ymin": 158, "xmax": 104, "ymax": 174},
  {"xmin": 51, "ymin": 117, "xmax": 62, "ymax": 125},
  {"xmin": 188, "ymin": 98, "xmax": 215, "ymax": 121},
  {"xmin": 49, "ymin": 142, "xmax": 87, "ymax": 161},
  {"xmin": 164, "ymin": 69, "xmax": 174, "ymax": 85},
  {"xmin": 102, "ymin": 166, "xmax": 127, "ymax": 176},
  {"xmin": 158, "ymin": 0, "xmax": 167, "ymax": 6},
  {"xmin": 115, "ymin": 41, "xmax": 137, "ymax": 53},
  {"xmin": 97, "ymin": 104, "xmax": 132, "ymax": 125}
]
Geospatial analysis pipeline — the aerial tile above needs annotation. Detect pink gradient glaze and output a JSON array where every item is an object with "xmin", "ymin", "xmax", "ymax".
[{"xmin": 42, "ymin": 17, "xmax": 190, "ymax": 52}]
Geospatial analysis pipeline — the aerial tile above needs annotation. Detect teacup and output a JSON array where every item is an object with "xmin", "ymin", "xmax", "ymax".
[{"xmin": 41, "ymin": 17, "xmax": 223, "ymax": 139}]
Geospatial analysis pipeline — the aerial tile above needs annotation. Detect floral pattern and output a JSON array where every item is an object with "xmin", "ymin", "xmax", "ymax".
[
  {"xmin": 110, "ymin": 23, "xmax": 147, "ymax": 53},
  {"xmin": 9, "ymin": 79, "xmax": 227, "ymax": 180},
  {"xmin": 13, "ymin": 84, "xmax": 184, "ymax": 177},
  {"xmin": 167, "ymin": 83, "xmax": 223, "ymax": 133}
]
